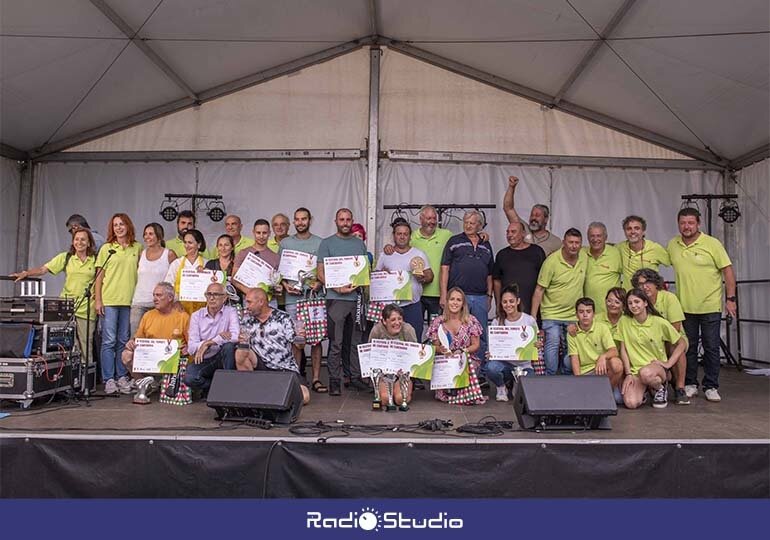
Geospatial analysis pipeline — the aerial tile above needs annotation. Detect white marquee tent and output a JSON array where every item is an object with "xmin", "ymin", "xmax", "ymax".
[{"xmin": 1, "ymin": 0, "xmax": 768, "ymax": 361}]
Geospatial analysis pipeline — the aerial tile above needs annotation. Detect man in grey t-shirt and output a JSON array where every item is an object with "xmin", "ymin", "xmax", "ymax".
[
  {"xmin": 503, "ymin": 175, "xmax": 562, "ymax": 256},
  {"xmin": 317, "ymin": 208, "xmax": 369, "ymax": 396}
]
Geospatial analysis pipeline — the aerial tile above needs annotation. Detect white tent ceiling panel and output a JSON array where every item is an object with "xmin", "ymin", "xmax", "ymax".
[
  {"xmin": 0, "ymin": 36, "xmax": 128, "ymax": 150},
  {"xmin": 381, "ymin": 48, "xmax": 684, "ymax": 159},
  {"xmin": 115, "ymin": 0, "xmax": 369, "ymax": 41},
  {"xmin": 0, "ymin": 0, "xmax": 125, "ymax": 37},
  {"xmin": 69, "ymin": 48, "xmax": 369, "ymax": 151},
  {"xmin": 144, "ymin": 41, "xmax": 341, "ymax": 93},
  {"xmin": 378, "ymin": 0, "xmax": 608, "ymax": 40},
  {"xmin": 414, "ymin": 41, "xmax": 595, "ymax": 97},
  {"xmin": 563, "ymin": 45, "xmax": 708, "ymax": 154},
  {"xmin": 53, "ymin": 42, "xmax": 186, "ymax": 142},
  {"xmin": 606, "ymin": 0, "xmax": 770, "ymax": 37},
  {"xmin": 609, "ymin": 35, "xmax": 770, "ymax": 159}
]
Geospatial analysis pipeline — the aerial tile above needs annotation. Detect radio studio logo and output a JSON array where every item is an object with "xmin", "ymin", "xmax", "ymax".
[{"xmin": 306, "ymin": 506, "xmax": 463, "ymax": 531}]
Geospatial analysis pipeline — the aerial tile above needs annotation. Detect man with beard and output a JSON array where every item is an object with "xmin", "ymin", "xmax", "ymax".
[
  {"xmin": 531, "ymin": 228, "xmax": 588, "ymax": 375},
  {"xmin": 617, "ymin": 215, "xmax": 670, "ymax": 288},
  {"xmin": 280, "ymin": 207, "xmax": 325, "ymax": 392},
  {"xmin": 166, "ymin": 210, "xmax": 196, "ymax": 258},
  {"xmin": 493, "ymin": 220, "xmax": 546, "ymax": 315},
  {"xmin": 503, "ymin": 175, "xmax": 562, "ymax": 256},
  {"xmin": 317, "ymin": 208, "xmax": 370, "ymax": 395}
]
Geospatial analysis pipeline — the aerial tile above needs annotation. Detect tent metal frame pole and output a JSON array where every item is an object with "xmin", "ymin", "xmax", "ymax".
[
  {"xmin": 382, "ymin": 38, "xmax": 727, "ymax": 167},
  {"xmin": 551, "ymin": 0, "xmax": 636, "ymax": 106},
  {"xmin": 30, "ymin": 38, "xmax": 373, "ymax": 158},
  {"xmin": 0, "ymin": 144, "xmax": 29, "ymax": 161},
  {"xmin": 386, "ymin": 149, "xmax": 724, "ymax": 171},
  {"xmin": 15, "ymin": 161, "xmax": 34, "ymax": 270},
  {"xmin": 366, "ymin": 47, "xmax": 381, "ymax": 253},
  {"xmin": 368, "ymin": 0, "xmax": 379, "ymax": 36},
  {"xmin": 35, "ymin": 149, "xmax": 363, "ymax": 163},
  {"xmin": 729, "ymin": 143, "xmax": 770, "ymax": 171},
  {"xmin": 89, "ymin": 0, "xmax": 198, "ymax": 101}
]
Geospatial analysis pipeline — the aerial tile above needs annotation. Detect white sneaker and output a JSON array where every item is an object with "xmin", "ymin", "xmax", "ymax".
[
  {"xmin": 704, "ymin": 388, "xmax": 722, "ymax": 402},
  {"xmin": 495, "ymin": 386, "xmax": 509, "ymax": 402},
  {"xmin": 116, "ymin": 376, "xmax": 133, "ymax": 395},
  {"xmin": 685, "ymin": 384, "xmax": 699, "ymax": 398},
  {"xmin": 104, "ymin": 379, "xmax": 118, "ymax": 395}
]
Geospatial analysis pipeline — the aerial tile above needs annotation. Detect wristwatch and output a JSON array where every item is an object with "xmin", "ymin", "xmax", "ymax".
[{"xmin": 726, "ymin": 296, "xmax": 737, "ymax": 302}]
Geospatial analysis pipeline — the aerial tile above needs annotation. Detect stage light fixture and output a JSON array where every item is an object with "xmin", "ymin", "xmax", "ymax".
[
  {"xmin": 207, "ymin": 200, "xmax": 226, "ymax": 222},
  {"xmin": 159, "ymin": 199, "xmax": 179, "ymax": 222},
  {"xmin": 718, "ymin": 200, "xmax": 741, "ymax": 224}
]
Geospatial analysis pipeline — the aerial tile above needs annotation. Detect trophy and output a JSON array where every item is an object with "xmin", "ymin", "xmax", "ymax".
[
  {"xmin": 397, "ymin": 370, "xmax": 410, "ymax": 412},
  {"xmin": 383, "ymin": 374, "xmax": 397, "ymax": 411},
  {"xmin": 371, "ymin": 368, "xmax": 383, "ymax": 410},
  {"xmin": 409, "ymin": 257, "xmax": 425, "ymax": 277},
  {"xmin": 133, "ymin": 376, "xmax": 157, "ymax": 405}
]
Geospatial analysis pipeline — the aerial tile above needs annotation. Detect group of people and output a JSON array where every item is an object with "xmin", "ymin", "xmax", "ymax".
[{"xmin": 12, "ymin": 174, "xmax": 736, "ymax": 410}]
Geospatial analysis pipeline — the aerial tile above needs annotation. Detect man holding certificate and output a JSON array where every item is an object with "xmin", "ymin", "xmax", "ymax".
[
  {"xmin": 317, "ymin": 208, "xmax": 370, "ymax": 396},
  {"xmin": 374, "ymin": 219, "xmax": 432, "ymax": 340},
  {"xmin": 232, "ymin": 219, "xmax": 281, "ymax": 305},
  {"xmin": 184, "ymin": 282, "xmax": 239, "ymax": 397}
]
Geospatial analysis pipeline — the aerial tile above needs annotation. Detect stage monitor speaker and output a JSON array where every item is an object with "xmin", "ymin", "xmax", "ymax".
[
  {"xmin": 513, "ymin": 375, "xmax": 617, "ymax": 430},
  {"xmin": 206, "ymin": 370, "xmax": 303, "ymax": 424}
]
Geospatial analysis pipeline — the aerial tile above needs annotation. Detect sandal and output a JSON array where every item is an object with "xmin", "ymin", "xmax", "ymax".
[{"xmin": 312, "ymin": 380, "xmax": 328, "ymax": 393}]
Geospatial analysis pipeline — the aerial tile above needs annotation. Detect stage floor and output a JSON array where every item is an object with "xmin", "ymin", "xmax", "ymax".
[{"xmin": 1, "ymin": 368, "xmax": 768, "ymax": 441}]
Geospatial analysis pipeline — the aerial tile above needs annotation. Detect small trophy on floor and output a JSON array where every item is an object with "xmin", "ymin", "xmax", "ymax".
[
  {"xmin": 371, "ymin": 368, "xmax": 383, "ymax": 410},
  {"xmin": 397, "ymin": 370, "xmax": 410, "ymax": 412},
  {"xmin": 383, "ymin": 373, "xmax": 397, "ymax": 411}
]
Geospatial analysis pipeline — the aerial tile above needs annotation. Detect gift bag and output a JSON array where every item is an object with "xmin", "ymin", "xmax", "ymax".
[
  {"xmin": 366, "ymin": 301, "xmax": 387, "ymax": 323},
  {"xmin": 159, "ymin": 358, "xmax": 192, "ymax": 405},
  {"xmin": 533, "ymin": 329, "xmax": 546, "ymax": 375},
  {"xmin": 296, "ymin": 295, "xmax": 327, "ymax": 345}
]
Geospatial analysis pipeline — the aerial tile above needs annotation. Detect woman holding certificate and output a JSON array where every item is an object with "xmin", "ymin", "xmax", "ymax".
[
  {"xmin": 426, "ymin": 287, "xmax": 486, "ymax": 405},
  {"xmin": 163, "ymin": 229, "xmax": 209, "ymax": 316},
  {"xmin": 369, "ymin": 304, "xmax": 417, "ymax": 405}
]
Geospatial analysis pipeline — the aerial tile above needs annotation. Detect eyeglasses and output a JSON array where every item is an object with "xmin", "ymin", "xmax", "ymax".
[{"xmin": 204, "ymin": 292, "xmax": 226, "ymax": 298}]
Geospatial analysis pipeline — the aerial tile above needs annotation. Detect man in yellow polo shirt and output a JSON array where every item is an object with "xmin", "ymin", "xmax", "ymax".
[
  {"xmin": 166, "ymin": 210, "xmax": 196, "ymax": 258},
  {"xmin": 568, "ymin": 297, "xmax": 623, "ymax": 402},
  {"xmin": 583, "ymin": 221, "xmax": 622, "ymax": 315},
  {"xmin": 204, "ymin": 214, "xmax": 255, "ymax": 259},
  {"xmin": 617, "ymin": 215, "xmax": 670, "ymax": 287},
  {"xmin": 267, "ymin": 213, "xmax": 290, "ymax": 254},
  {"xmin": 668, "ymin": 207, "xmax": 736, "ymax": 403},
  {"xmin": 410, "ymin": 206, "xmax": 453, "ymax": 324},
  {"xmin": 531, "ymin": 228, "xmax": 588, "ymax": 375}
]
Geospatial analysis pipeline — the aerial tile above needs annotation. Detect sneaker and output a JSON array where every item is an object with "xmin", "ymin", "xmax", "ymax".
[
  {"xmin": 612, "ymin": 386, "xmax": 624, "ymax": 405},
  {"xmin": 496, "ymin": 386, "xmax": 509, "ymax": 402},
  {"xmin": 652, "ymin": 385, "xmax": 668, "ymax": 408},
  {"xmin": 674, "ymin": 388, "xmax": 690, "ymax": 405},
  {"xmin": 104, "ymin": 379, "xmax": 118, "ymax": 395},
  {"xmin": 685, "ymin": 384, "xmax": 699, "ymax": 398},
  {"xmin": 328, "ymin": 378, "xmax": 341, "ymax": 396},
  {"xmin": 116, "ymin": 376, "xmax": 133, "ymax": 395},
  {"xmin": 704, "ymin": 388, "xmax": 722, "ymax": 402}
]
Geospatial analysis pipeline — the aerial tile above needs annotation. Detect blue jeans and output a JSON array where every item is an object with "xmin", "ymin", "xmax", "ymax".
[
  {"xmin": 683, "ymin": 312, "xmax": 722, "ymax": 390},
  {"xmin": 100, "ymin": 306, "xmax": 130, "ymax": 382},
  {"xmin": 466, "ymin": 294, "xmax": 490, "ymax": 360},
  {"xmin": 482, "ymin": 360, "xmax": 534, "ymax": 386},
  {"xmin": 402, "ymin": 301, "xmax": 424, "ymax": 343},
  {"xmin": 184, "ymin": 342, "xmax": 236, "ymax": 391},
  {"xmin": 541, "ymin": 319, "xmax": 573, "ymax": 375}
]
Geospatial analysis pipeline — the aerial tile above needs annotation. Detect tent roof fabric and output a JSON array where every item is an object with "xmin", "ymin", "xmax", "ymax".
[{"xmin": 1, "ymin": 0, "xmax": 768, "ymax": 164}]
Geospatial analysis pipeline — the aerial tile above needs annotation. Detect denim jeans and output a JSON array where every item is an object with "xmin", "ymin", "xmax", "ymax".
[
  {"xmin": 541, "ymin": 319, "xmax": 573, "ymax": 375},
  {"xmin": 184, "ymin": 342, "xmax": 236, "ymax": 391},
  {"xmin": 421, "ymin": 296, "xmax": 441, "ymax": 330},
  {"xmin": 482, "ymin": 360, "xmax": 534, "ymax": 386},
  {"xmin": 402, "ymin": 301, "xmax": 424, "ymax": 343},
  {"xmin": 683, "ymin": 312, "xmax": 722, "ymax": 390},
  {"xmin": 466, "ymin": 294, "xmax": 490, "ymax": 360},
  {"xmin": 100, "ymin": 306, "xmax": 130, "ymax": 382}
]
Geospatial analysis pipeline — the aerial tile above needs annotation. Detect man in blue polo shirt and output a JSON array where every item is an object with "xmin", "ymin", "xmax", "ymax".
[{"xmin": 440, "ymin": 210, "xmax": 494, "ymax": 359}]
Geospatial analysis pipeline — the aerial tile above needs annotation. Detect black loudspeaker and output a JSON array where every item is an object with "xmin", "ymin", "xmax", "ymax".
[
  {"xmin": 206, "ymin": 370, "xmax": 303, "ymax": 424},
  {"xmin": 513, "ymin": 375, "xmax": 617, "ymax": 430}
]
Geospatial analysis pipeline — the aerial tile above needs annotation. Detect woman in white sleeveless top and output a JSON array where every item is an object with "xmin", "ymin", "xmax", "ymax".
[{"xmin": 130, "ymin": 223, "xmax": 176, "ymax": 334}]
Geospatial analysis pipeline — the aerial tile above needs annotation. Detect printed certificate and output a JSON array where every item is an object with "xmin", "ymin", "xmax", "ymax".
[
  {"xmin": 178, "ymin": 269, "xmax": 226, "ymax": 302},
  {"xmin": 132, "ymin": 338, "xmax": 182, "ymax": 374},
  {"xmin": 233, "ymin": 252, "xmax": 276, "ymax": 289},
  {"xmin": 430, "ymin": 353, "xmax": 470, "ymax": 390},
  {"xmin": 369, "ymin": 271, "xmax": 412, "ymax": 302},
  {"xmin": 278, "ymin": 249, "xmax": 317, "ymax": 283},
  {"xmin": 488, "ymin": 325, "xmax": 538, "ymax": 361},
  {"xmin": 322, "ymin": 255, "xmax": 370, "ymax": 288}
]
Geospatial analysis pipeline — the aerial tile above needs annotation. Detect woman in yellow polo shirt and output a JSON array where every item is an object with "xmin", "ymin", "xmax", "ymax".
[
  {"xmin": 12, "ymin": 229, "xmax": 97, "ymax": 364},
  {"xmin": 94, "ymin": 213, "xmax": 142, "ymax": 395},
  {"xmin": 618, "ymin": 288, "xmax": 686, "ymax": 410},
  {"xmin": 163, "ymin": 229, "xmax": 209, "ymax": 316}
]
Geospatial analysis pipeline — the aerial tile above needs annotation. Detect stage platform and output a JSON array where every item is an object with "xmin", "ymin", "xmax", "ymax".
[{"xmin": 1, "ymin": 368, "xmax": 768, "ymax": 498}]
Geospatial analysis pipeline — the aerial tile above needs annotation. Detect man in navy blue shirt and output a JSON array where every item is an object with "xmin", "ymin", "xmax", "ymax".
[{"xmin": 440, "ymin": 210, "xmax": 494, "ymax": 359}]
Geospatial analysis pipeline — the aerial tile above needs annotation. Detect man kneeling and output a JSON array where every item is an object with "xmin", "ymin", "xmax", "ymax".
[
  {"xmin": 567, "ymin": 297, "xmax": 624, "ymax": 403},
  {"xmin": 122, "ymin": 282, "xmax": 190, "ymax": 402},
  {"xmin": 185, "ymin": 282, "xmax": 239, "ymax": 399},
  {"xmin": 235, "ymin": 288, "xmax": 310, "ymax": 405}
]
